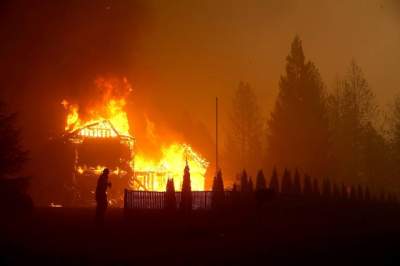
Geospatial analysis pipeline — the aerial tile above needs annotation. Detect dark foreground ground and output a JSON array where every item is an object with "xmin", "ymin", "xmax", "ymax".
[{"xmin": 1, "ymin": 201, "xmax": 400, "ymax": 265}]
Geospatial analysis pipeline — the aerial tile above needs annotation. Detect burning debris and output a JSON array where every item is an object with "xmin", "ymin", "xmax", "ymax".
[{"xmin": 61, "ymin": 77, "xmax": 208, "ymax": 204}]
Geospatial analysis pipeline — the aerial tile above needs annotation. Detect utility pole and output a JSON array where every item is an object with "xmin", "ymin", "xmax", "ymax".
[{"xmin": 216, "ymin": 97, "xmax": 219, "ymax": 173}]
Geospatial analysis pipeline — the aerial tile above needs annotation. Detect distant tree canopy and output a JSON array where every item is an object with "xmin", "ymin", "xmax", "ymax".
[
  {"xmin": 267, "ymin": 36, "xmax": 329, "ymax": 177},
  {"xmin": 225, "ymin": 82, "xmax": 264, "ymax": 176},
  {"xmin": 327, "ymin": 61, "xmax": 386, "ymax": 186},
  {"xmin": 0, "ymin": 102, "xmax": 28, "ymax": 178}
]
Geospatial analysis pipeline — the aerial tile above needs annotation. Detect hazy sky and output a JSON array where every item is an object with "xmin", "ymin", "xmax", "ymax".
[{"xmin": 1, "ymin": 0, "xmax": 399, "ymax": 174}]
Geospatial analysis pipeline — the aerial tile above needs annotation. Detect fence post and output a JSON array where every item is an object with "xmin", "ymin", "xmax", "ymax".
[{"xmin": 124, "ymin": 189, "xmax": 128, "ymax": 209}]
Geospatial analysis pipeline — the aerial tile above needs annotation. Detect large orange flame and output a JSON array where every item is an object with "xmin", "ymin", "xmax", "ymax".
[{"xmin": 62, "ymin": 77, "xmax": 208, "ymax": 191}]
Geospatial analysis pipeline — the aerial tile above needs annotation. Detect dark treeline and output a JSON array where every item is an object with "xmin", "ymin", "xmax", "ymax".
[
  {"xmin": 125, "ymin": 166, "xmax": 397, "ymax": 212},
  {"xmin": 224, "ymin": 36, "xmax": 400, "ymax": 195}
]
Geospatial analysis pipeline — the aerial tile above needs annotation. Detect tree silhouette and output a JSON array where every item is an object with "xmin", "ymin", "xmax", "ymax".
[
  {"xmin": 0, "ymin": 103, "xmax": 28, "ymax": 178},
  {"xmin": 255, "ymin": 170, "xmax": 266, "ymax": 191},
  {"xmin": 212, "ymin": 170, "xmax": 225, "ymax": 210},
  {"xmin": 293, "ymin": 169, "xmax": 301, "ymax": 195},
  {"xmin": 341, "ymin": 183, "xmax": 348, "ymax": 200},
  {"xmin": 267, "ymin": 36, "xmax": 330, "ymax": 178},
  {"xmin": 240, "ymin": 170, "xmax": 249, "ymax": 192},
  {"xmin": 281, "ymin": 168, "xmax": 292, "ymax": 195},
  {"xmin": 180, "ymin": 162, "xmax": 192, "ymax": 212},
  {"xmin": 328, "ymin": 60, "xmax": 381, "ymax": 186},
  {"xmin": 364, "ymin": 186, "xmax": 371, "ymax": 201},
  {"xmin": 225, "ymin": 82, "xmax": 264, "ymax": 175},
  {"xmin": 165, "ymin": 179, "xmax": 176, "ymax": 211},
  {"xmin": 357, "ymin": 185, "xmax": 364, "ymax": 201},
  {"xmin": 312, "ymin": 178, "xmax": 320, "ymax": 196},
  {"xmin": 269, "ymin": 166, "xmax": 279, "ymax": 194},
  {"xmin": 248, "ymin": 177, "xmax": 254, "ymax": 192},
  {"xmin": 350, "ymin": 186, "xmax": 357, "ymax": 201},
  {"xmin": 332, "ymin": 182, "xmax": 340, "ymax": 199},
  {"xmin": 322, "ymin": 178, "xmax": 331, "ymax": 198},
  {"xmin": 303, "ymin": 174, "xmax": 312, "ymax": 195}
]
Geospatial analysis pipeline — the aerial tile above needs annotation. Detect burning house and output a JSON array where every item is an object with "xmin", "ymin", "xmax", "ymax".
[{"xmin": 61, "ymin": 77, "xmax": 209, "ymax": 206}]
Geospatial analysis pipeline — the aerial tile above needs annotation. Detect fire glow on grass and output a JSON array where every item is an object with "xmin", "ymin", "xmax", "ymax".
[{"xmin": 62, "ymin": 77, "xmax": 208, "ymax": 191}]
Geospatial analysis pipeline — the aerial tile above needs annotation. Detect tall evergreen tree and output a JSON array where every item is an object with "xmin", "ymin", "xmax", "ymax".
[
  {"xmin": 248, "ymin": 177, "xmax": 254, "ymax": 192},
  {"xmin": 225, "ymin": 82, "xmax": 264, "ymax": 176},
  {"xmin": 322, "ymin": 178, "xmax": 332, "ymax": 197},
  {"xmin": 212, "ymin": 170, "xmax": 225, "ymax": 210},
  {"xmin": 165, "ymin": 179, "xmax": 176, "ymax": 211},
  {"xmin": 303, "ymin": 174, "xmax": 312, "ymax": 195},
  {"xmin": 0, "ymin": 103, "xmax": 28, "ymax": 178},
  {"xmin": 255, "ymin": 170, "xmax": 266, "ymax": 191},
  {"xmin": 281, "ymin": 168, "xmax": 292, "ymax": 194},
  {"xmin": 269, "ymin": 166, "xmax": 279, "ymax": 193},
  {"xmin": 180, "ymin": 162, "xmax": 192, "ymax": 212},
  {"xmin": 240, "ymin": 170, "xmax": 249, "ymax": 192},
  {"xmin": 312, "ymin": 178, "xmax": 320, "ymax": 196},
  {"xmin": 293, "ymin": 169, "xmax": 301, "ymax": 195},
  {"xmin": 328, "ymin": 60, "xmax": 383, "ymax": 186},
  {"xmin": 267, "ymin": 36, "xmax": 329, "ymax": 177}
]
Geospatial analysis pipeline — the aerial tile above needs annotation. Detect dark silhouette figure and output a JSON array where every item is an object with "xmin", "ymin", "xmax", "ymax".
[
  {"xmin": 269, "ymin": 167, "xmax": 279, "ymax": 194},
  {"xmin": 165, "ymin": 178, "xmax": 176, "ymax": 211},
  {"xmin": 180, "ymin": 161, "xmax": 192, "ymax": 212},
  {"xmin": 95, "ymin": 168, "xmax": 111, "ymax": 224}
]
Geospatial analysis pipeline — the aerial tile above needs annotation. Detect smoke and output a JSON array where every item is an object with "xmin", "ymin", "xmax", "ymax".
[{"xmin": 0, "ymin": 0, "xmax": 399, "ymax": 194}]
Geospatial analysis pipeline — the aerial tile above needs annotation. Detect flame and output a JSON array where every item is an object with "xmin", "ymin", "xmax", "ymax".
[
  {"xmin": 134, "ymin": 143, "xmax": 209, "ymax": 191},
  {"xmin": 62, "ymin": 77, "xmax": 209, "ymax": 191},
  {"xmin": 62, "ymin": 77, "xmax": 131, "ymax": 136}
]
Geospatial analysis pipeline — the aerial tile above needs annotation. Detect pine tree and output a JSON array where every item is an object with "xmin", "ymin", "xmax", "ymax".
[
  {"xmin": 293, "ymin": 169, "xmax": 301, "ymax": 195},
  {"xmin": 303, "ymin": 174, "xmax": 312, "ymax": 195},
  {"xmin": 248, "ymin": 177, "xmax": 254, "ymax": 192},
  {"xmin": 365, "ymin": 187, "xmax": 371, "ymax": 201},
  {"xmin": 255, "ymin": 170, "xmax": 266, "ymax": 191},
  {"xmin": 0, "ymin": 103, "xmax": 28, "ymax": 178},
  {"xmin": 267, "ymin": 36, "xmax": 329, "ymax": 177},
  {"xmin": 341, "ymin": 183, "xmax": 348, "ymax": 200},
  {"xmin": 225, "ymin": 82, "xmax": 264, "ymax": 175},
  {"xmin": 322, "ymin": 178, "xmax": 332, "ymax": 198},
  {"xmin": 269, "ymin": 166, "xmax": 279, "ymax": 193},
  {"xmin": 240, "ymin": 170, "xmax": 248, "ymax": 192},
  {"xmin": 180, "ymin": 162, "xmax": 192, "ymax": 212},
  {"xmin": 332, "ymin": 183, "xmax": 340, "ymax": 199},
  {"xmin": 312, "ymin": 178, "xmax": 320, "ymax": 196},
  {"xmin": 357, "ymin": 185, "xmax": 364, "ymax": 201},
  {"xmin": 165, "ymin": 179, "xmax": 176, "ymax": 211},
  {"xmin": 212, "ymin": 170, "xmax": 225, "ymax": 210},
  {"xmin": 350, "ymin": 185, "xmax": 357, "ymax": 201},
  {"xmin": 281, "ymin": 169, "xmax": 292, "ymax": 195},
  {"xmin": 328, "ymin": 61, "xmax": 382, "ymax": 186}
]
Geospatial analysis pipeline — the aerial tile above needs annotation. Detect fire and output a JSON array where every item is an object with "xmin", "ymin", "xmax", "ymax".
[
  {"xmin": 62, "ymin": 77, "xmax": 131, "ymax": 136},
  {"xmin": 62, "ymin": 77, "xmax": 209, "ymax": 192},
  {"xmin": 134, "ymin": 144, "xmax": 209, "ymax": 191}
]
